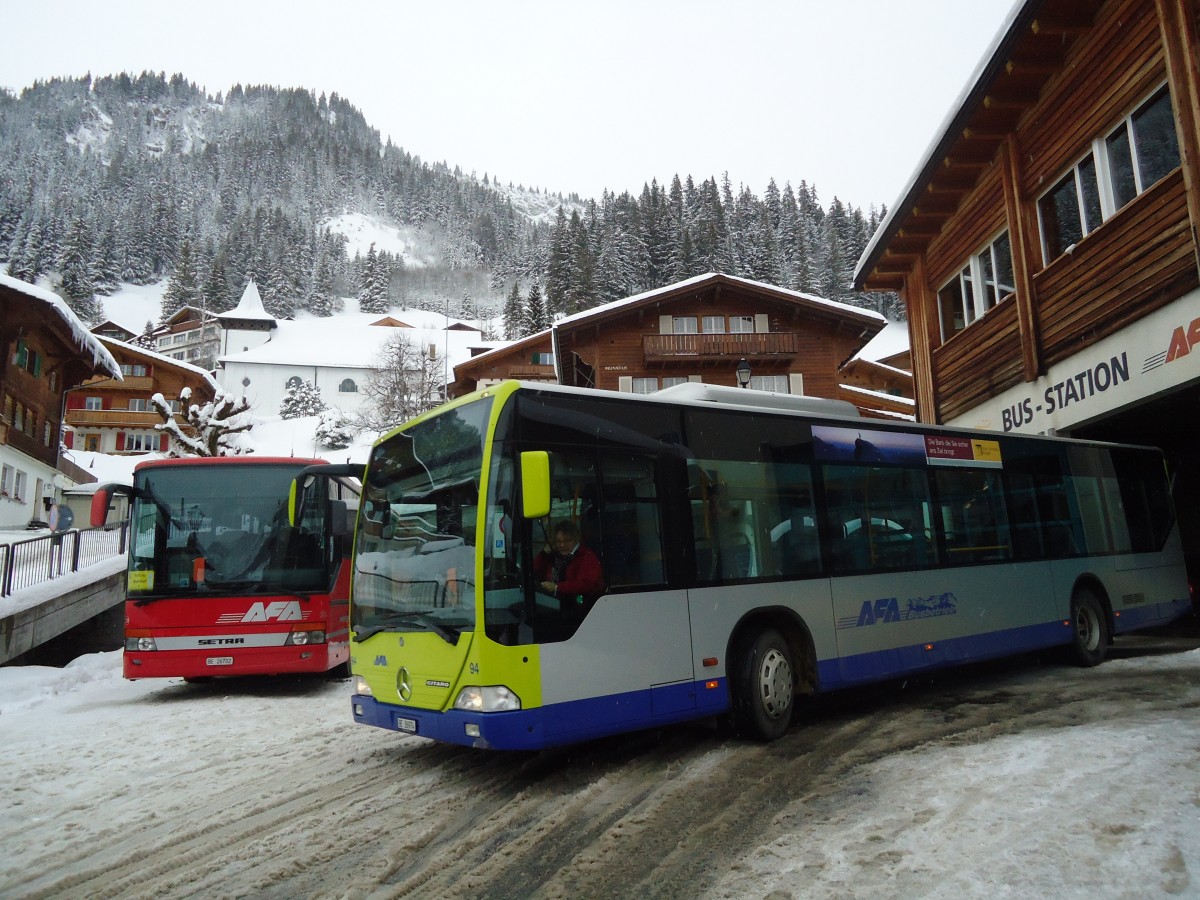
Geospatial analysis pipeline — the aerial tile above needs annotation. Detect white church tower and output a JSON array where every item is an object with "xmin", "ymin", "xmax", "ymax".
[{"xmin": 217, "ymin": 280, "xmax": 277, "ymax": 355}]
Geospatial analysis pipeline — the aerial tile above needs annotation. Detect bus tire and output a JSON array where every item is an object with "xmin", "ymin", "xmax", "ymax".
[
  {"xmin": 1070, "ymin": 590, "xmax": 1109, "ymax": 667},
  {"xmin": 730, "ymin": 628, "xmax": 795, "ymax": 741}
]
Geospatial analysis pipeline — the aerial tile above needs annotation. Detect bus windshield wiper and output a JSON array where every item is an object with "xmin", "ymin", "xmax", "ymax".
[{"xmin": 354, "ymin": 612, "xmax": 460, "ymax": 645}]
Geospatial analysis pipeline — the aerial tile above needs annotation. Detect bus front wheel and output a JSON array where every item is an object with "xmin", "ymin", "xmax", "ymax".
[
  {"xmin": 730, "ymin": 628, "xmax": 795, "ymax": 741},
  {"xmin": 1070, "ymin": 590, "xmax": 1109, "ymax": 667}
]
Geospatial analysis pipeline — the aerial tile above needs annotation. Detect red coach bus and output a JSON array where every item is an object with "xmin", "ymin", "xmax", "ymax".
[{"xmin": 92, "ymin": 457, "xmax": 359, "ymax": 680}]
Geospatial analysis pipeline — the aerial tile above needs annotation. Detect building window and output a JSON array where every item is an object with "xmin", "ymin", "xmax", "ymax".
[
  {"xmin": 662, "ymin": 376, "xmax": 690, "ymax": 389},
  {"xmin": 124, "ymin": 433, "xmax": 157, "ymax": 452},
  {"xmin": 702, "ymin": 316, "xmax": 725, "ymax": 333},
  {"xmin": 0, "ymin": 464, "xmax": 12, "ymax": 497},
  {"xmin": 13, "ymin": 403, "xmax": 24, "ymax": 431},
  {"xmin": 43, "ymin": 422, "xmax": 52, "ymax": 446},
  {"xmin": 729, "ymin": 316, "xmax": 754, "ymax": 334},
  {"xmin": 531, "ymin": 352, "xmax": 554, "ymax": 366},
  {"xmin": 339, "ymin": 378, "xmax": 358, "ymax": 393},
  {"xmin": 672, "ymin": 316, "xmax": 698, "ymax": 334},
  {"xmin": 13, "ymin": 469, "xmax": 26, "ymax": 501},
  {"xmin": 750, "ymin": 375, "xmax": 789, "ymax": 393},
  {"xmin": 120, "ymin": 364, "xmax": 148, "ymax": 377},
  {"xmin": 1039, "ymin": 85, "xmax": 1180, "ymax": 264},
  {"xmin": 84, "ymin": 397, "xmax": 103, "ymax": 411},
  {"xmin": 937, "ymin": 231, "xmax": 1015, "ymax": 341},
  {"xmin": 172, "ymin": 334, "xmax": 187, "ymax": 345},
  {"xmin": 128, "ymin": 398, "xmax": 150, "ymax": 411},
  {"xmin": 286, "ymin": 376, "xmax": 302, "ymax": 390},
  {"xmin": 632, "ymin": 377, "xmax": 659, "ymax": 394}
]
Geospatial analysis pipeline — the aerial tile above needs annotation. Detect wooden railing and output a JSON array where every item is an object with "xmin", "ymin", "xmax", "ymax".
[{"xmin": 643, "ymin": 332, "xmax": 798, "ymax": 360}]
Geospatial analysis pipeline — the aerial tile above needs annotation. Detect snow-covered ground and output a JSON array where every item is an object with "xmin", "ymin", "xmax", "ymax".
[{"xmin": 0, "ymin": 637, "xmax": 1197, "ymax": 898}]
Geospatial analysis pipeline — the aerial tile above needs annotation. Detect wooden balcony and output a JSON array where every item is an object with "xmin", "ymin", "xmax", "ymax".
[
  {"xmin": 643, "ymin": 332, "xmax": 798, "ymax": 361},
  {"xmin": 66, "ymin": 409, "xmax": 165, "ymax": 428},
  {"xmin": 505, "ymin": 364, "xmax": 556, "ymax": 379}
]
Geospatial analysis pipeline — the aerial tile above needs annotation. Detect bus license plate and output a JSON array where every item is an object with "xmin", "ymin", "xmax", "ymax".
[
  {"xmin": 396, "ymin": 717, "xmax": 418, "ymax": 733},
  {"xmin": 206, "ymin": 656, "xmax": 234, "ymax": 667}
]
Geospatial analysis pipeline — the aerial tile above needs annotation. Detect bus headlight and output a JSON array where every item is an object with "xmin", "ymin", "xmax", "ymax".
[
  {"xmin": 126, "ymin": 636, "xmax": 157, "ymax": 652},
  {"xmin": 453, "ymin": 685, "xmax": 521, "ymax": 712},
  {"xmin": 353, "ymin": 675, "xmax": 374, "ymax": 697},
  {"xmin": 286, "ymin": 629, "xmax": 325, "ymax": 646}
]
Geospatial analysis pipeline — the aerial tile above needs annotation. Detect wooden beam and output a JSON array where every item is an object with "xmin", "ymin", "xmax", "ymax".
[
  {"xmin": 1030, "ymin": 16, "xmax": 1091, "ymax": 37},
  {"xmin": 1001, "ymin": 133, "xmax": 1044, "ymax": 382},
  {"xmin": 1154, "ymin": 0, "xmax": 1200, "ymax": 274}
]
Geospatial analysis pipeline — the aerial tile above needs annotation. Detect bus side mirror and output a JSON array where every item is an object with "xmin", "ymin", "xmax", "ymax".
[
  {"xmin": 329, "ymin": 499, "xmax": 350, "ymax": 537},
  {"xmin": 520, "ymin": 451, "xmax": 551, "ymax": 519},
  {"xmin": 91, "ymin": 483, "xmax": 133, "ymax": 527},
  {"xmin": 91, "ymin": 489, "xmax": 111, "ymax": 528},
  {"xmin": 288, "ymin": 476, "xmax": 309, "ymax": 528}
]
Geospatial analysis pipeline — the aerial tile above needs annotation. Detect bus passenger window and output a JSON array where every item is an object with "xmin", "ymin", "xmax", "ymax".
[
  {"xmin": 823, "ymin": 464, "xmax": 935, "ymax": 573},
  {"xmin": 932, "ymin": 468, "xmax": 1011, "ymax": 564}
]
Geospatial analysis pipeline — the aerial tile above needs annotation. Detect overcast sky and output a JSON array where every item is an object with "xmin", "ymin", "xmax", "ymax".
[{"xmin": 2, "ymin": 0, "xmax": 1016, "ymax": 212}]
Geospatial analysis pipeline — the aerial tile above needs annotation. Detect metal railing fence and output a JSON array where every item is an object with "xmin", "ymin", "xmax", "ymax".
[{"xmin": 0, "ymin": 523, "xmax": 128, "ymax": 597}]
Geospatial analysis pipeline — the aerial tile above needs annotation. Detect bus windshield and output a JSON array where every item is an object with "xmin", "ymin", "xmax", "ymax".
[
  {"xmin": 353, "ymin": 398, "xmax": 492, "ymax": 641},
  {"xmin": 128, "ymin": 463, "xmax": 334, "ymax": 599}
]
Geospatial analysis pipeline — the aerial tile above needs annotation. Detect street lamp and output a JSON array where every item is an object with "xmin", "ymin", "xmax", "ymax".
[{"xmin": 735, "ymin": 358, "xmax": 752, "ymax": 389}]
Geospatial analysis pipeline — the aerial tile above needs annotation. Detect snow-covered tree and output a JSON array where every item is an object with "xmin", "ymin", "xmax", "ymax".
[
  {"xmin": 315, "ymin": 407, "xmax": 355, "ymax": 450},
  {"xmin": 355, "ymin": 332, "xmax": 441, "ymax": 432},
  {"xmin": 502, "ymin": 280, "xmax": 522, "ymax": 339},
  {"xmin": 160, "ymin": 239, "xmax": 202, "ymax": 323},
  {"xmin": 279, "ymin": 379, "xmax": 328, "ymax": 420},
  {"xmin": 151, "ymin": 387, "xmax": 254, "ymax": 457}
]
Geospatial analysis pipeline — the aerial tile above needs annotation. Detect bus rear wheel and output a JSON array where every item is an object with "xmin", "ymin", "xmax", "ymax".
[
  {"xmin": 1070, "ymin": 590, "xmax": 1109, "ymax": 667},
  {"xmin": 730, "ymin": 628, "xmax": 795, "ymax": 741}
]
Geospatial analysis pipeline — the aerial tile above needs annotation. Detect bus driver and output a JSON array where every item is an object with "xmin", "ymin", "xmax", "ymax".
[{"xmin": 534, "ymin": 519, "xmax": 605, "ymax": 607}]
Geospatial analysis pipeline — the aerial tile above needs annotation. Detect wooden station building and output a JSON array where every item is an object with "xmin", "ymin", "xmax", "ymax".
[{"xmin": 854, "ymin": 0, "xmax": 1200, "ymax": 581}]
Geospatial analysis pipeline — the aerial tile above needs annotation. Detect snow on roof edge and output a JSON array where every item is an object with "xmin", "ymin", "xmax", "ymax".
[{"xmin": 1, "ymin": 273, "xmax": 122, "ymax": 379}]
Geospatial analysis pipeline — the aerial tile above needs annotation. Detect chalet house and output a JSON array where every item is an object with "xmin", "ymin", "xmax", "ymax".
[
  {"xmin": 64, "ymin": 337, "xmax": 217, "ymax": 454},
  {"xmin": 451, "ymin": 331, "xmax": 557, "ymax": 397},
  {"xmin": 0, "ymin": 274, "xmax": 122, "ymax": 529},
  {"xmin": 453, "ymin": 273, "xmax": 892, "ymax": 414},
  {"xmin": 853, "ymin": 0, "xmax": 1200, "ymax": 576},
  {"xmin": 91, "ymin": 320, "xmax": 137, "ymax": 342},
  {"xmin": 154, "ymin": 306, "xmax": 222, "ymax": 370}
]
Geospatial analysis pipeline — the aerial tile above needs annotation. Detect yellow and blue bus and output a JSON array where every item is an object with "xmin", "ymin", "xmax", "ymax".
[{"xmin": 303, "ymin": 380, "xmax": 1191, "ymax": 749}]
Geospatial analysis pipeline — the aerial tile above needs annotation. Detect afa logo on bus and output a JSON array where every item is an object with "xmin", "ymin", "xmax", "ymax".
[
  {"xmin": 839, "ymin": 592, "xmax": 960, "ymax": 629},
  {"xmin": 217, "ymin": 601, "xmax": 307, "ymax": 624}
]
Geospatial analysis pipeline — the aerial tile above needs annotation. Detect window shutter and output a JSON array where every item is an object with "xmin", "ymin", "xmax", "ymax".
[
  {"xmin": 659, "ymin": 315, "xmax": 673, "ymax": 334},
  {"xmin": 754, "ymin": 314, "xmax": 769, "ymax": 333},
  {"xmin": 789, "ymin": 373, "xmax": 805, "ymax": 395},
  {"xmin": 15, "ymin": 338, "xmax": 27, "ymax": 367},
  {"xmin": 618, "ymin": 376, "xmax": 633, "ymax": 393},
  {"xmin": 33, "ymin": 353, "xmax": 42, "ymax": 377},
  {"xmin": 688, "ymin": 375, "xmax": 702, "ymax": 383},
  {"xmin": 115, "ymin": 432, "xmax": 125, "ymax": 451},
  {"xmin": 160, "ymin": 434, "xmax": 170, "ymax": 452}
]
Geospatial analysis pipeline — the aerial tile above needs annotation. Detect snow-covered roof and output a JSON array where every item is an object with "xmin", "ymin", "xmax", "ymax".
[
  {"xmin": 96, "ymin": 335, "xmax": 219, "ymax": 391},
  {"xmin": 840, "ymin": 382, "xmax": 915, "ymax": 408},
  {"xmin": 852, "ymin": 320, "xmax": 911, "ymax": 364},
  {"xmin": 217, "ymin": 280, "xmax": 275, "ymax": 323},
  {"xmin": 0, "ymin": 273, "xmax": 122, "ymax": 379},
  {"xmin": 217, "ymin": 310, "xmax": 482, "ymax": 370},
  {"xmin": 555, "ymin": 272, "xmax": 887, "ymax": 330}
]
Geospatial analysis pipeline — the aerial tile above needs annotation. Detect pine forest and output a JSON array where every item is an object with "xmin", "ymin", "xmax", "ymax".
[{"xmin": 0, "ymin": 72, "xmax": 903, "ymax": 337}]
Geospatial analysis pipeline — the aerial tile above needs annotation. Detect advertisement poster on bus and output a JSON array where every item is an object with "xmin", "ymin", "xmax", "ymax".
[{"xmin": 812, "ymin": 426, "xmax": 1002, "ymax": 468}]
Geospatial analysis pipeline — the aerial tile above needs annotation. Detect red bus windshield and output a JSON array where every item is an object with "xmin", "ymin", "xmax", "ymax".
[{"xmin": 128, "ymin": 462, "xmax": 336, "ymax": 600}]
